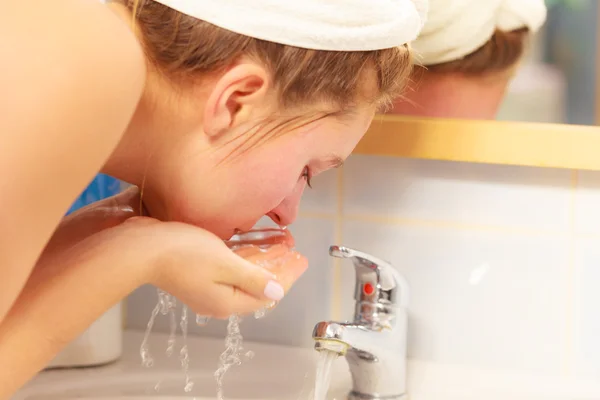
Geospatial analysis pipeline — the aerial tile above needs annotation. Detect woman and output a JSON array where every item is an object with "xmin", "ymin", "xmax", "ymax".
[
  {"xmin": 0, "ymin": 0, "xmax": 425, "ymax": 396},
  {"xmin": 391, "ymin": 0, "xmax": 547, "ymax": 119}
]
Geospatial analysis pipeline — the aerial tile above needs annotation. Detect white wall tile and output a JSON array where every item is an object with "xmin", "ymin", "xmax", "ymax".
[
  {"xmin": 574, "ymin": 170, "xmax": 600, "ymax": 235},
  {"xmin": 299, "ymin": 168, "xmax": 338, "ymax": 215},
  {"xmin": 574, "ymin": 238, "xmax": 600, "ymax": 378},
  {"xmin": 127, "ymin": 216, "xmax": 336, "ymax": 348},
  {"xmin": 343, "ymin": 156, "xmax": 572, "ymax": 232},
  {"xmin": 340, "ymin": 220, "xmax": 569, "ymax": 374}
]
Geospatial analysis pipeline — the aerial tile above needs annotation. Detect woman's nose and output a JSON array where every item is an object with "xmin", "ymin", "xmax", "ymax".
[
  {"xmin": 267, "ymin": 184, "xmax": 304, "ymax": 226},
  {"xmin": 267, "ymin": 199, "xmax": 299, "ymax": 226}
]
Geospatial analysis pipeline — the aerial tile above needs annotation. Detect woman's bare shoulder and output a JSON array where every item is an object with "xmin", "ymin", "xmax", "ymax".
[
  {"xmin": 0, "ymin": 0, "xmax": 146, "ymax": 112},
  {"xmin": 0, "ymin": 1, "xmax": 149, "ymax": 291}
]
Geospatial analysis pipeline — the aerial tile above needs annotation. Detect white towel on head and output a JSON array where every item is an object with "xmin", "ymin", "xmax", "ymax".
[
  {"xmin": 411, "ymin": 0, "xmax": 547, "ymax": 66},
  {"xmin": 150, "ymin": 0, "xmax": 429, "ymax": 51}
]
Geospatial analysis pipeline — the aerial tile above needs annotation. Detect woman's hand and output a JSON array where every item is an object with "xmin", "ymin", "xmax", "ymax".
[
  {"xmin": 125, "ymin": 217, "xmax": 308, "ymax": 318},
  {"xmin": 0, "ymin": 208, "xmax": 307, "ymax": 398},
  {"xmin": 41, "ymin": 186, "xmax": 307, "ymax": 317}
]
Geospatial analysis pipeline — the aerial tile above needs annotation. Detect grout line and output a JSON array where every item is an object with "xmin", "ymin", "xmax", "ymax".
[
  {"xmin": 343, "ymin": 213, "xmax": 571, "ymax": 238},
  {"xmin": 331, "ymin": 167, "xmax": 345, "ymax": 321},
  {"xmin": 563, "ymin": 170, "xmax": 579, "ymax": 376}
]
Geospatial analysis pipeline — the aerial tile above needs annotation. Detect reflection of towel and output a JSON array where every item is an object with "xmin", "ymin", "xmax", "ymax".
[
  {"xmin": 412, "ymin": 0, "xmax": 547, "ymax": 66},
  {"xmin": 151, "ymin": 0, "xmax": 428, "ymax": 51}
]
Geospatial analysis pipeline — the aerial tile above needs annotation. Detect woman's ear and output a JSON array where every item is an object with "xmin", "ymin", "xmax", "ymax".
[{"xmin": 203, "ymin": 63, "xmax": 270, "ymax": 139}]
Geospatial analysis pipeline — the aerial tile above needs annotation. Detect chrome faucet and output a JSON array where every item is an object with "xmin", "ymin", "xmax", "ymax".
[{"xmin": 312, "ymin": 245, "xmax": 410, "ymax": 400}]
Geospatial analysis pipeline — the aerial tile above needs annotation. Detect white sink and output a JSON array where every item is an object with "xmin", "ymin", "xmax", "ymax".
[
  {"xmin": 15, "ymin": 330, "xmax": 600, "ymax": 400},
  {"xmin": 15, "ymin": 331, "xmax": 350, "ymax": 400}
]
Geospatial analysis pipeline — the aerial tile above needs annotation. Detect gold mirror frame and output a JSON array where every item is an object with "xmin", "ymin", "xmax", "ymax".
[{"xmin": 356, "ymin": 116, "xmax": 600, "ymax": 171}]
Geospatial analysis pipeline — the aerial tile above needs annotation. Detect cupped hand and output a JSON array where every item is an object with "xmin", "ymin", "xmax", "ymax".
[
  {"xmin": 114, "ymin": 216, "xmax": 308, "ymax": 319},
  {"xmin": 40, "ymin": 186, "xmax": 309, "ymax": 319}
]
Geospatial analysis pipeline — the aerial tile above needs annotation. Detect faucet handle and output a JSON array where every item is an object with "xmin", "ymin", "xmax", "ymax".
[{"xmin": 329, "ymin": 245, "xmax": 409, "ymax": 312}]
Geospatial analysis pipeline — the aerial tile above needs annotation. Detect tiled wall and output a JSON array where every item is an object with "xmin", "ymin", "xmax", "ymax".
[{"xmin": 126, "ymin": 155, "xmax": 600, "ymax": 379}]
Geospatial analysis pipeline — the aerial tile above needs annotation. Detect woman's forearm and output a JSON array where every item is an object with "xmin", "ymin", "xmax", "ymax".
[
  {"xmin": 0, "ymin": 226, "xmax": 154, "ymax": 399},
  {"xmin": 0, "ymin": 217, "xmax": 304, "ymax": 399}
]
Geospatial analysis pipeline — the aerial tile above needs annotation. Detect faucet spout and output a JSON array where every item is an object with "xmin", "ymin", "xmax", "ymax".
[
  {"xmin": 312, "ymin": 321, "xmax": 389, "ymax": 357},
  {"xmin": 312, "ymin": 319, "xmax": 407, "ymax": 400},
  {"xmin": 312, "ymin": 246, "xmax": 410, "ymax": 400}
]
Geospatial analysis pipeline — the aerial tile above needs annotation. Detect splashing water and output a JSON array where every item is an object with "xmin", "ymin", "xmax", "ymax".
[
  {"xmin": 196, "ymin": 314, "xmax": 211, "ymax": 326},
  {"xmin": 140, "ymin": 298, "xmax": 160, "ymax": 368},
  {"xmin": 179, "ymin": 305, "xmax": 194, "ymax": 392},
  {"xmin": 140, "ymin": 289, "xmax": 175, "ymax": 368},
  {"xmin": 254, "ymin": 301, "xmax": 278, "ymax": 319},
  {"xmin": 313, "ymin": 351, "xmax": 338, "ymax": 400},
  {"xmin": 140, "ymin": 289, "xmax": 185, "ymax": 394},
  {"xmin": 140, "ymin": 227, "xmax": 299, "ymax": 395},
  {"xmin": 214, "ymin": 315, "xmax": 254, "ymax": 400},
  {"xmin": 160, "ymin": 292, "xmax": 177, "ymax": 358}
]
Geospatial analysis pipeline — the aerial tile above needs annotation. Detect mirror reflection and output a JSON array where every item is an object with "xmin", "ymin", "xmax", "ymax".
[{"xmin": 389, "ymin": 0, "xmax": 598, "ymax": 126}]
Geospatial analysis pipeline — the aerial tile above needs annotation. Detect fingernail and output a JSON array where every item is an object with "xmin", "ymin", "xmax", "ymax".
[{"xmin": 264, "ymin": 280, "xmax": 285, "ymax": 301}]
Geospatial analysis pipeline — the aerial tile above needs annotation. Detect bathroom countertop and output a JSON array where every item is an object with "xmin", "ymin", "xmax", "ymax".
[{"xmin": 15, "ymin": 330, "xmax": 600, "ymax": 400}]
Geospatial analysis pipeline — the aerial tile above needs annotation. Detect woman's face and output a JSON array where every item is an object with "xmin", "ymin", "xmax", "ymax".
[
  {"xmin": 138, "ymin": 106, "xmax": 375, "ymax": 239},
  {"xmin": 105, "ymin": 61, "xmax": 378, "ymax": 239}
]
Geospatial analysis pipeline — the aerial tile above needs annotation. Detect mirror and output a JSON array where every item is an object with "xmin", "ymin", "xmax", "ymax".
[{"xmin": 388, "ymin": 0, "xmax": 598, "ymax": 126}]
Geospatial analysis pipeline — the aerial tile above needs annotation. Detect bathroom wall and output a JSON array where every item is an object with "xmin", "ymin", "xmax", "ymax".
[{"xmin": 126, "ymin": 155, "xmax": 600, "ymax": 380}]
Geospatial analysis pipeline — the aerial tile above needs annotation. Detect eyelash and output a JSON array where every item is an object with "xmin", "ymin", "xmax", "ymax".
[{"xmin": 302, "ymin": 166, "xmax": 313, "ymax": 189}]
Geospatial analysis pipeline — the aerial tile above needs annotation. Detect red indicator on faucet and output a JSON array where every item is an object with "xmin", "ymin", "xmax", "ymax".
[{"xmin": 363, "ymin": 282, "xmax": 375, "ymax": 296}]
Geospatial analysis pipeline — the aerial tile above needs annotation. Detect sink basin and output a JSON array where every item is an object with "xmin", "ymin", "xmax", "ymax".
[
  {"xmin": 19, "ymin": 371, "xmax": 317, "ymax": 399},
  {"xmin": 15, "ymin": 331, "xmax": 350, "ymax": 400},
  {"xmin": 17, "ymin": 330, "xmax": 600, "ymax": 400},
  {"xmin": 20, "ymin": 372, "xmax": 300, "ymax": 399}
]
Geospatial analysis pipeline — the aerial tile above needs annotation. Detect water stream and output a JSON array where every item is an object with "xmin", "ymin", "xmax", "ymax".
[
  {"xmin": 179, "ymin": 305, "xmax": 194, "ymax": 392},
  {"xmin": 214, "ymin": 315, "xmax": 253, "ymax": 400},
  {"xmin": 312, "ymin": 350, "xmax": 339, "ymax": 400},
  {"xmin": 140, "ymin": 290, "xmax": 195, "ymax": 393},
  {"xmin": 140, "ymin": 289, "xmax": 177, "ymax": 368},
  {"xmin": 140, "ymin": 226, "xmax": 293, "ymax": 397}
]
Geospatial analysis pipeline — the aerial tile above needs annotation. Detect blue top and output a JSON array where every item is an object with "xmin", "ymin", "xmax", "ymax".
[{"xmin": 67, "ymin": 174, "xmax": 122, "ymax": 215}]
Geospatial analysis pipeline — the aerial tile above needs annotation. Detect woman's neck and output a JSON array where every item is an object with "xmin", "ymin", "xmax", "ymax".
[{"xmin": 101, "ymin": 2, "xmax": 208, "ymax": 186}]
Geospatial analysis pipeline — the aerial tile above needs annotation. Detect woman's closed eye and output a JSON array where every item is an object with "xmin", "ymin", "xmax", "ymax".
[{"xmin": 301, "ymin": 166, "xmax": 312, "ymax": 188}]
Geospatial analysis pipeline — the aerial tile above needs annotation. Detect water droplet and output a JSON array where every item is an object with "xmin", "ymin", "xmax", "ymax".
[
  {"xmin": 184, "ymin": 381, "xmax": 195, "ymax": 392},
  {"xmin": 254, "ymin": 301, "xmax": 278, "ymax": 319},
  {"xmin": 142, "ymin": 358, "xmax": 154, "ymax": 368},
  {"xmin": 196, "ymin": 314, "xmax": 210, "ymax": 326}
]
